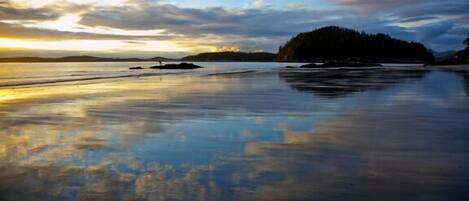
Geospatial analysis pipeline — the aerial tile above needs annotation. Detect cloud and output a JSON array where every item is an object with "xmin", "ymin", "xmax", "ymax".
[
  {"xmin": 77, "ymin": 0, "xmax": 469, "ymax": 52},
  {"xmin": 48, "ymin": 0, "xmax": 94, "ymax": 14},
  {"xmin": 416, "ymin": 22, "xmax": 453, "ymax": 42},
  {"xmin": 392, "ymin": 1, "xmax": 469, "ymax": 18},
  {"xmin": 399, "ymin": 16, "xmax": 438, "ymax": 24},
  {"xmin": 0, "ymin": 1, "xmax": 60, "ymax": 20},
  {"xmin": 77, "ymin": 3, "xmax": 351, "ymax": 52},
  {"xmin": 0, "ymin": 22, "xmax": 176, "ymax": 40},
  {"xmin": 1, "ymin": 0, "xmax": 469, "ymax": 54},
  {"xmin": 79, "ymin": 3, "xmax": 342, "ymax": 37},
  {"xmin": 328, "ymin": 0, "xmax": 469, "ymax": 50},
  {"xmin": 253, "ymin": 0, "xmax": 267, "ymax": 8},
  {"xmin": 333, "ymin": 0, "xmax": 425, "ymax": 11}
]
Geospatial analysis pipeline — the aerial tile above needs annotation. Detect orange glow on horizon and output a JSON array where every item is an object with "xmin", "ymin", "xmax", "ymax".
[{"xmin": 0, "ymin": 38, "xmax": 191, "ymax": 52}]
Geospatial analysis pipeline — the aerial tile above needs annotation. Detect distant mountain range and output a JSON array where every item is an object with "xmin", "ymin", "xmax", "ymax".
[
  {"xmin": 0, "ymin": 52, "xmax": 277, "ymax": 63},
  {"xmin": 0, "ymin": 56, "xmax": 178, "ymax": 63},
  {"xmin": 181, "ymin": 52, "xmax": 277, "ymax": 62},
  {"xmin": 430, "ymin": 34, "xmax": 468, "ymax": 65},
  {"xmin": 432, "ymin": 50, "xmax": 457, "ymax": 61}
]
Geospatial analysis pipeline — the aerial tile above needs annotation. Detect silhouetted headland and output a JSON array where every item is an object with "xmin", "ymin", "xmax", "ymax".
[
  {"xmin": 277, "ymin": 26, "xmax": 435, "ymax": 63},
  {"xmin": 430, "ymin": 34, "xmax": 469, "ymax": 65},
  {"xmin": 181, "ymin": 51, "xmax": 277, "ymax": 62},
  {"xmin": 149, "ymin": 63, "xmax": 202, "ymax": 69}
]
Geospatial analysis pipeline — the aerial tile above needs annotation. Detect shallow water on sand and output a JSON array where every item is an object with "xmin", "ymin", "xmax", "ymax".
[{"xmin": 0, "ymin": 62, "xmax": 468, "ymax": 201}]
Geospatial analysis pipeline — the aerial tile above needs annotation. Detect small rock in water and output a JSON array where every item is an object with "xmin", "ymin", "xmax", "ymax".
[
  {"xmin": 150, "ymin": 63, "xmax": 203, "ymax": 70},
  {"xmin": 129, "ymin": 66, "xmax": 144, "ymax": 70},
  {"xmin": 299, "ymin": 63, "xmax": 320, "ymax": 68}
]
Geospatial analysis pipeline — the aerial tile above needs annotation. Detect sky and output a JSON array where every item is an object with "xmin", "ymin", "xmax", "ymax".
[{"xmin": 0, "ymin": 0, "xmax": 468, "ymax": 58}]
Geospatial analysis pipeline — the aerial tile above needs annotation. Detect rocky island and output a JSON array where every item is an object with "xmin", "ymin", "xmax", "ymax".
[
  {"xmin": 149, "ymin": 63, "xmax": 203, "ymax": 69},
  {"xmin": 129, "ymin": 66, "xmax": 145, "ymax": 70},
  {"xmin": 277, "ymin": 26, "xmax": 434, "ymax": 64}
]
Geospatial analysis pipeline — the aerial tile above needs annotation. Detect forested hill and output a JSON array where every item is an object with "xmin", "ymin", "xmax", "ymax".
[
  {"xmin": 277, "ymin": 26, "xmax": 434, "ymax": 63},
  {"xmin": 181, "ymin": 52, "xmax": 277, "ymax": 62}
]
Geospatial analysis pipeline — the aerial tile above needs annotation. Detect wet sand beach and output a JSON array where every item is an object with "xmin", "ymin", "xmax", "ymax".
[{"xmin": 0, "ymin": 62, "xmax": 468, "ymax": 201}]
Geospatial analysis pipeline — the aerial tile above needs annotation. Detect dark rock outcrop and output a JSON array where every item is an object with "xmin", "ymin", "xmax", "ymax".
[
  {"xmin": 129, "ymin": 66, "xmax": 144, "ymax": 70},
  {"xmin": 150, "ymin": 63, "xmax": 203, "ymax": 70}
]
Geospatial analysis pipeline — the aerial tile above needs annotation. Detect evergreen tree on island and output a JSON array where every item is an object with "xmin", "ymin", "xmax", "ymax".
[
  {"xmin": 277, "ymin": 26, "xmax": 434, "ymax": 63},
  {"xmin": 464, "ymin": 33, "xmax": 469, "ymax": 49},
  {"xmin": 453, "ymin": 33, "xmax": 469, "ymax": 63}
]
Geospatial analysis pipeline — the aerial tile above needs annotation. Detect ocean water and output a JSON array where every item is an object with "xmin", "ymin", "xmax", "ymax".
[{"xmin": 0, "ymin": 62, "xmax": 468, "ymax": 201}]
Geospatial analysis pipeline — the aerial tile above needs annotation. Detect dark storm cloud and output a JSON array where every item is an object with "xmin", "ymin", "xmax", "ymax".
[{"xmin": 0, "ymin": 1, "xmax": 60, "ymax": 20}]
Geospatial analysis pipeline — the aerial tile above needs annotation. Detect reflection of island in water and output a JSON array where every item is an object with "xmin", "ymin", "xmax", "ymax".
[
  {"xmin": 453, "ymin": 69, "xmax": 469, "ymax": 95},
  {"xmin": 464, "ymin": 71, "xmax": 469, "ymax": 95},
  {"xmin": 437, "ymin": 68, "xmax": 469, "ymax": 96},
  {"xmin": 279, "ymin": 67, "xmax": 430, "ymax": 97}
]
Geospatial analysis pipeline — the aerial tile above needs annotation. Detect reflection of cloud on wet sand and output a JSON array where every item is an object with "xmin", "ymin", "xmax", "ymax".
[
  {"xmin": 135, "ymin": 165, "xmax": 221, "ymax": 201},
  {"xmin": 0, "ymin": 72, "xmax": 270, "ymax": 200},
  {"xmin": 1, "ymin": 68, "xmax": 469, "ymax": 201},
  {"xmin": 239, "ymin": 101, "xmax": 469, "ymax": 201},
  {"xmin": 0, "ymin": 151, "xmax": 222, "ymax": 201},
  {"xmin": 0, "ymin": 74, "xmax": 240, "ymax": 161},
  {"xmin": 0, "ymin": 117, "xmax": 110, "ymax": 165}
]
